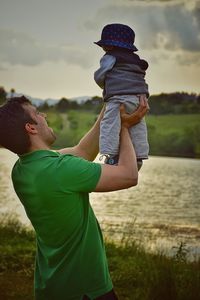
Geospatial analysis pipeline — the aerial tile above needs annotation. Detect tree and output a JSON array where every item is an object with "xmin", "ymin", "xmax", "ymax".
[
  {"xmin": 10, "ymin": 88, "xmax": 16, "ymax": 98},
  {"xmin": 40, "ymin": 101, "xmax": 50, "ymax": 112},
  {"xmin": 0, "ymin": 86, "xmax": 7, "ymax": 104},
  {"xmin": 56, "ymin": 98, "xmax": 70, "ymax": 112}
]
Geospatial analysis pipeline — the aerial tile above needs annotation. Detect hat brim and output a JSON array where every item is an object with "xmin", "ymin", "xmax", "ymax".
[{"xmin": 94, "ymin": 40, "xmax": 138, "ymax": 51}]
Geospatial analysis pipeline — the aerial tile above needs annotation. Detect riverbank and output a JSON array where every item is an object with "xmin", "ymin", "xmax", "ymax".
[{"xmin": 0, "ymin": 220, "xmax": 199, "ymax": 300}]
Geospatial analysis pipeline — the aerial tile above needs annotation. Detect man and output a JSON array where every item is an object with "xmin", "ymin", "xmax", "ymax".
[{"xmin": 0, "ymin": 96, "xmax": 148, "ymax": 300}]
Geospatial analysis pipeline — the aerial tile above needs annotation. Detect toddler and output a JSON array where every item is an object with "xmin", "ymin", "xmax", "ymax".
[{"xmin": 94, "ymin": 23, "xmax": 149, "ymax": 169}]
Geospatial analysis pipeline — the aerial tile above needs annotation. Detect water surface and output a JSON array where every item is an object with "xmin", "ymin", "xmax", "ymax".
[{"xmin": 0, "ymin": 149, "xmax": 200, "ymax": 260}]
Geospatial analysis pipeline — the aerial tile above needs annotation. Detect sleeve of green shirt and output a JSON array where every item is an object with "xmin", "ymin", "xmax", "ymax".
[{"xmin": 56, "ymin": 154, "xmax": 102, "ymax": 193}]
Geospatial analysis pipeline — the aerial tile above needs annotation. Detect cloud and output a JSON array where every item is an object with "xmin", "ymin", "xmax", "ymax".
[
  {"xmin": 175, "ymin": 51, "xmax": 200, "ymax": 66},
  {"xmin": 0, "ymin": 28, "xmax": 93, "ymax": 69},
  {"xmin": 123, "ymin": 0, "xmax": 193, "ymax": 3},
  {"xmin": 0, "ymin": 65, "xmax": 7, "ymax": 71},
  {"xmin": 85, "ymin": 0, "xmax": 200, "ymax": 53},
  {"xmin": 147, "ymin": 48, "xmax": 200, "ymax": 66},
  {"xmin": 126, "ymin": 0, "xmax": 175, "ymax": 2}
]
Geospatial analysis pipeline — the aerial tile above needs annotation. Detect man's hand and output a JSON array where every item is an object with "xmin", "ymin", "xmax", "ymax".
[{"xmin": 120, "ymin": 95, "xmax": 149, "ymax": 128}]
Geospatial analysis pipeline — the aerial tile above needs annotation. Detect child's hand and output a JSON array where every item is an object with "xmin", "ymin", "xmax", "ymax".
[{"xmin": 120, "ymin": 95, "xmax": 149, "ymax": 128}]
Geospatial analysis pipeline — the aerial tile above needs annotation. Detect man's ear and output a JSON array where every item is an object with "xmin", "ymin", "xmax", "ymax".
[{"xmin": 25, "ymin": 123, "xmax": 38, "ymax": 135}]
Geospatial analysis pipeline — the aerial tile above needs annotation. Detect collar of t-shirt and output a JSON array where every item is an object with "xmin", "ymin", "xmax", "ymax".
[{"xmin": 19, "ymin": 150, "xmax": 60, "ymax": 163}]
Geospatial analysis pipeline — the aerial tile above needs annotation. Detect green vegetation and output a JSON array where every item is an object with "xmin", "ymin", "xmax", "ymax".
[
  {"xmin": 148, "ymin": 93, "xmax": 200, "ymax": 115},
  {"xmin": 45, "ymin": 110, "xmax": 63, "ymax": 133},
  {"xmin": 0, "ymin": 220, "xmax": 35, "ymax": 299},
  {"xmin": 146, "ymin": 114, "xmax": 200, "ymax": 158},
  {"xmin": 1, "ymin": 86, "xmax": 200, "ymax": 158},
  {"xmin": 51, "ymin": 109, "xmax": 97, "ymax": 148},
  {"xmin": 49, "ymin": 110, "xmax": 200, "ymax": 158},
  {"xmin": 0, "ymin": 220, "xmax": 199, "ymax": 300},
  {"xmin": 45, "ymin": 93, "xmax": 200, "ymax": 158}
]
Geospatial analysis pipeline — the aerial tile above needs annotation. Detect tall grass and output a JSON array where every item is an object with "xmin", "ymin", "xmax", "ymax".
[{"xmin": 0, "ymin": 219, "xmax": 199, "ymax": 300}]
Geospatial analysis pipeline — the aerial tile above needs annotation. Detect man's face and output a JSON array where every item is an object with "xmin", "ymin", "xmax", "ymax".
[{"xmin": 23, "ymin": 104, "xmax": 56, "ymax": 146}]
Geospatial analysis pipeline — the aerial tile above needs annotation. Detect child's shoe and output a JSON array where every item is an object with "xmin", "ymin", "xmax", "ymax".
[
  {"xmin": 105, "ymin": 155, "xmax": 119, "ymax": 165},
  {"xmin": 137, "ymin": 159, "xmax": 143, "ymax": 170}
]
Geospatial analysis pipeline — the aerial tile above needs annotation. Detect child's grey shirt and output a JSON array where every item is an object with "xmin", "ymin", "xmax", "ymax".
[{"xmin": 94, "ymin": 54, "xmax": 149, "ymax": 101}]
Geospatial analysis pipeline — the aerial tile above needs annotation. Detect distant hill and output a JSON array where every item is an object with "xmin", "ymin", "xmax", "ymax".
[
  {"xmin": 5, "ymin": 92, "xmax": 92, "ymax": 107},
  {"xmin": 70, "ymin": 96, "xmax": 92, "ymax": 104}
]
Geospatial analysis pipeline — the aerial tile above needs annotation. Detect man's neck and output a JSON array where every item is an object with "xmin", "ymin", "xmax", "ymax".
[{"xmin": 28, "ymin": 141, "xmax": 51, "ymax": 152}]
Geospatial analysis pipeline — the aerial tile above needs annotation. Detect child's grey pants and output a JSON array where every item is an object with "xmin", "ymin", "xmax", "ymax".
[{"xmin": 100, "ymin": 95, "xmax": 149, "ymax": 159}]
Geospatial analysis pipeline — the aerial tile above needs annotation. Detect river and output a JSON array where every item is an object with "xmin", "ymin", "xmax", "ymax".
[{"xmin": 0, "ymin": 148, "xmax": 200, "ymax": 260}]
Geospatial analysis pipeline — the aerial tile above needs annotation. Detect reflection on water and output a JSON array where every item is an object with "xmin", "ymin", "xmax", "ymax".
[
  {"xmin": 92, "ymin": 156, "xmax": 200, "ymax": 260},
  {"xmin": 0, "ymin": 149, "xmax": 200, "ymax": 260},
  {"xmin": 0, "ymin": 149, "xmax": 20, "ymax": 217}
]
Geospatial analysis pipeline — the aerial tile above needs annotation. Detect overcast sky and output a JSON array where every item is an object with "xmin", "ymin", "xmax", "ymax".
[{"xmin": 0, "ymin": 0, "xmax": 199, "ymax": 99}]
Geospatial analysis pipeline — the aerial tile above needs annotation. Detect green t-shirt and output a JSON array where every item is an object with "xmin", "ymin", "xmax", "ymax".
[{"xmin": 12, "ymin": 150, "xmax": 113, "ymax": 300}]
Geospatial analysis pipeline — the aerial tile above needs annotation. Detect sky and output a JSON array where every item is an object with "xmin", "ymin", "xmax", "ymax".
[{"xmin": 0, "ymin": 0, "xmax": 199, "ymax": 99}]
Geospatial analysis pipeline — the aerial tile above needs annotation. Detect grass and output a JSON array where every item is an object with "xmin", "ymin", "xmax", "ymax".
[
  {"xmin": 0, "ymin": 220, "xmax": 35, "ymax": 299},
  {"xmin": 45, "ymin": 109, "xmax": 200, "ymax": 158},
  {"xmin": 107, "ymin": 241, "xmax": 200, "ymax": 300},
  {"xmin": 52, "ymin": 109, "xmax": 97, "ymax": 148},
  {"xmin": 146, "ymin": 114, "xmax": 200, "ymax": 135},
  {"xmin": 0, "ymin": 220, "xmax": 200, "ymax": 300},
  {"xmin": 46, "ymin": 110, "xmax": 63, "ymax": 133},
  {"xmin": 67, "ymin": 109, "xmax": 96, "ymax": 137},
  {"xmin": 146, "ymin": 114, "xmax": 200, "ymax": 157}
]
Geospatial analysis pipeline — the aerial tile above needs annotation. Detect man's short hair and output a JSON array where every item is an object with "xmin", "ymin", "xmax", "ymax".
[{"xmin": 0, "ymin": 96, "xmax": 36, "ymax": 155}]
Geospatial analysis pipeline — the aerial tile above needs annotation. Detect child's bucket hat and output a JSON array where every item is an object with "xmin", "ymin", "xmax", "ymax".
[{"xmin": 94, "ymin": 23, "xmax": 138, "ymax": 51}]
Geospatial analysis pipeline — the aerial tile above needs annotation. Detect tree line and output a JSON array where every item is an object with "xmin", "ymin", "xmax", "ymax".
[{"xmin": 1, "ymin": 86, "xmax": 200, "ymax": 115}]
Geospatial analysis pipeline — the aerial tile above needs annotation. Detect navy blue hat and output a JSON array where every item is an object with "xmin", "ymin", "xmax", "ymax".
[{"xmin": 94, "ymin": 23, "xmax": 138, "ymax": 51}]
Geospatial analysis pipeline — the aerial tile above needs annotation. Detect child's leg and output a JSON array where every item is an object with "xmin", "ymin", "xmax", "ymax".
[
  {"xmin": 124, "ymin": 100, "xmax": 149, "ymax": 170},
  {"xmin": 100, "ymin": 101, "xmax": 121, "ymax": 158},
  {"xmin": 100, "ymin": 97, "xmax": 149, "ymax": 168},
  {"xmin": 128, "ymin": 117, "xmax": 149, "ymax": 160}
]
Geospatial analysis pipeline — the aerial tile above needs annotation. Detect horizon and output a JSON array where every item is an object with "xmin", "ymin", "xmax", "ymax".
[{"xmin": 4, "ymin": 89, "xmax": 200, "ymax": 103}]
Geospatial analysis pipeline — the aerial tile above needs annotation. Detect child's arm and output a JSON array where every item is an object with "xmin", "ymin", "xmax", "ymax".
[{"xmin": 94, "ymin": 55, "xmax": 116, "ymax": 89}]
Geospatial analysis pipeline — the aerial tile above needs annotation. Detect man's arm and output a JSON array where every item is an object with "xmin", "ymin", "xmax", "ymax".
[
  {"xmin": 94, "ymin": 125, "xmax": 138, "ymax": 192},
  {"xmin": 57, "ymin": 96, "xmax": 149, "ymax": 161}
]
